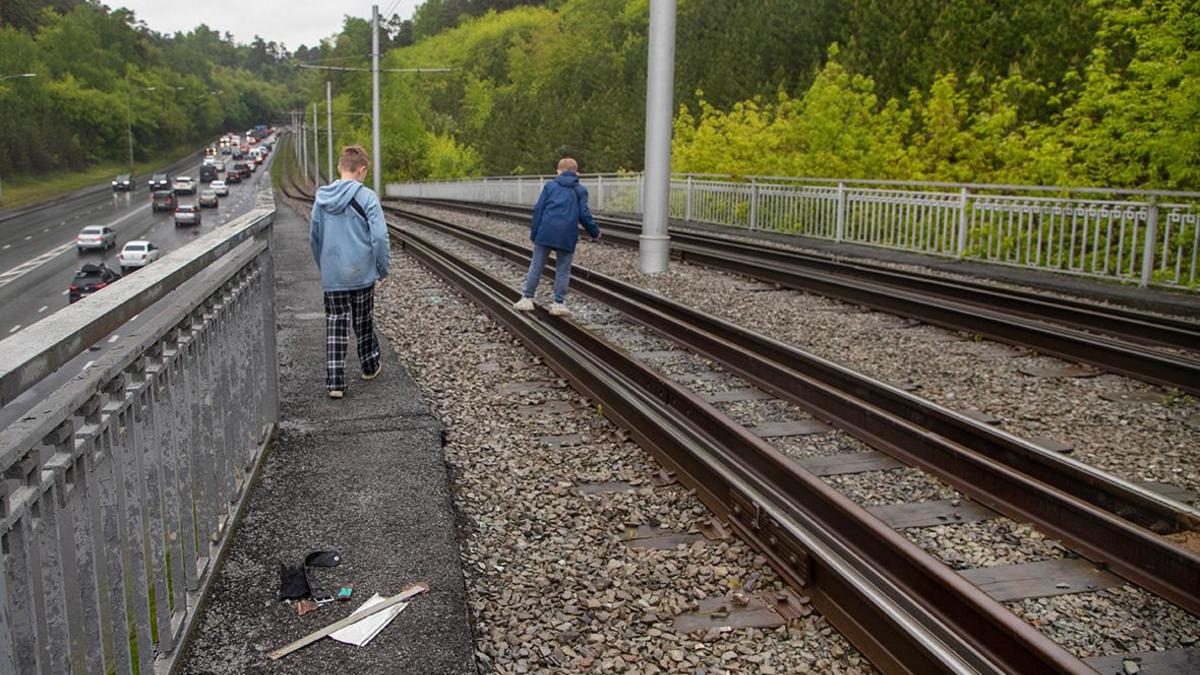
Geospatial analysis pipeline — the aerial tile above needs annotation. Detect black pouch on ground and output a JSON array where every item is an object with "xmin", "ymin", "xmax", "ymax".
[
  {"xmin": 278, "ymin": 550, "xmax": 343, "ymax": 600},
  {"xmin": 278, "ymin": 563, "xmax": 311, "ymax": 600}
]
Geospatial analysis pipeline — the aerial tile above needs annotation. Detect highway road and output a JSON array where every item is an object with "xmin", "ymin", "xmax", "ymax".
[{"xmin": 0, "ymin": 144, "xmax": 278, "ymax": 429}]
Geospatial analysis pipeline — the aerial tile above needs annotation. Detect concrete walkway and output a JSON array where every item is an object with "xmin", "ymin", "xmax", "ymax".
[{"xmin": 179, "ymin": 193, "xmax": 476, "ymax": 674}]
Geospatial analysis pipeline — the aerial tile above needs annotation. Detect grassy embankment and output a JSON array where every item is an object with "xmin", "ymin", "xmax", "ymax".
[{"xmin": 0, "ymin": 145, "xmax": 198, "ymax": 210}]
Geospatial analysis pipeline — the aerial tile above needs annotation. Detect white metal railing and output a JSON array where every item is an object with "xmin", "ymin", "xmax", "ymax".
[{"xmin": 388, "ymin": 173, "xmax": 1200, "ymax": 290}]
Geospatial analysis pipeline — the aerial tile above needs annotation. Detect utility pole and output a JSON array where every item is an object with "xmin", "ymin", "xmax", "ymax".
[
  {"xmin": 639, "ymin": 0, "xmax": 676, "ymax": 274},
  {"xmin": 371, "ymin": 4, "xmax": 382, "ymax": 195},
  {"xmin": 312, "ymin": 102, "xmax": 320, "ymax": 185},
  {"xmin": 326, "ymin": 80, "xmax": 334, "ymax": 181}
]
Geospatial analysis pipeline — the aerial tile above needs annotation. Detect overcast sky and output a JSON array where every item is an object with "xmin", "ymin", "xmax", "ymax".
[{"xmin": 111, "ymin": 1, "xmax": 422, "ymax": 51}]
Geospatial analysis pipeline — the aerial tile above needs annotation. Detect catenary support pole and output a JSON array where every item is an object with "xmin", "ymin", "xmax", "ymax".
[
  {"xmin": 312, "ymin": 102, "xmax": 319, "ymax": 186},
  {"xmin": 372, "ymin": 4, "xmax": 382, "ymax": 196},
  {"xmin": 326, "ymin": 81, "xmax": 334, "ymax": 182},
  {"xmin": 639, "ymin": 0, "xmax": 676, "ymax": 274}
]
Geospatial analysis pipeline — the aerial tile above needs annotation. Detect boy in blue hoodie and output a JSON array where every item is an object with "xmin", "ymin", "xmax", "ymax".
[
  {"xmin": 310, "ymin": 145, "xmax": 390, "ymax": 398},
  {"xmin": 513, "ymin": 157, "xmax": 600, "ymax": 316}
]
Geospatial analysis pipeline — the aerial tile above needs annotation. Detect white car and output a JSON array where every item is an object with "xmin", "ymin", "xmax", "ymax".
[
  {"xmin": 172, "ymin": 176, "xmax": 196, "ymax": 194},
  {"xmin": 76, "ymin": 225, "xmax": 116, "ymax": 251},
  {"xmin": 210, "ymin": 180, "xmax": 228, "ymax": 196},
  {"xmin": 117, "ymin": 241, "xmax": 161, "ymax": 271}
]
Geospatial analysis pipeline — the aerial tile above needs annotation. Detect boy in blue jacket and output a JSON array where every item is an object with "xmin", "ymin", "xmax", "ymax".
[
  {"xmin": 310, "ymin": 145, "xmax": 390, "ymax": 398},
  {"xmin": 513, "ymin": 157, "xmax": 600, "ymax": 316}
]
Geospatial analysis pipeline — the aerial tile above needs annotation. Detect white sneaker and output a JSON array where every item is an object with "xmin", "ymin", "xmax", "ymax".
[
  {"xmin": 548, "ymin": 302, "xmax": 571, "ymax": 317},
  {"xmin": 513, "ymin": 297, "xmax": 535, "ymax": 311}
]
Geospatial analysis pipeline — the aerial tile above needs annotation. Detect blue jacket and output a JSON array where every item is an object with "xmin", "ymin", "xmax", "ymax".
[
  {"xmin": 530, "ymin": 172, "xmax": 600, "ymax": 253},
  {"xmin": 310, "ymin": 179, "xmax": 390, "ymax": 291}
]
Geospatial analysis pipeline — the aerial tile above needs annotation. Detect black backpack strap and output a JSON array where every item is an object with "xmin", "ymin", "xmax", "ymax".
[{"xmin": 346, "ymin": 184, "xmax": 370, "ymax": 234}]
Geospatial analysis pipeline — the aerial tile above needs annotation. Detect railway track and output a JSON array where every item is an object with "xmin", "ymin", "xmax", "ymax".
[
  {"xmin": 405, "ymin": 197, "xmax": 1200, "ymax": 395},
  {"xmin": 283, "ymin": 178, "xmax": 1200, "ymax": 674}
]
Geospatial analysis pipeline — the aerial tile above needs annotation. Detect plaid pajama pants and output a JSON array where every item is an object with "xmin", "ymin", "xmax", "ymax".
[{"xmin": 324, "ymin": 284, "xmax": 380, "ymax": 390}]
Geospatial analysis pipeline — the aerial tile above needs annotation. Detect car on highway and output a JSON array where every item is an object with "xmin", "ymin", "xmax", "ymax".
[
  {"xmin": 174, "ymin": 203, "xmax": 201, "ymax": 227},
  {"xmin": 210, "ymin": 179, "xmax": 228, "ymax": 196},
  {"xmin": 68, "ymin": 263, "xmax": 121, "ymax": 304},
  {"xmin": 151, "ymin": 190, "xmax": 177, "ymax": 212},
  {"xmin": 111, "ymin": 174, "xmax": 134, "ymax": 191},
  {"xmin": 117, "ymin": 240, "xmax": 161, "ymax": 272},
  {"xmin": 172, "ymin": 176, "xmax": 196, "ymax": 194},
  {"xmin": 76, "ymin": 225, "xmax": 117, "ymax": 252},
  {"xmin": 221, "ymin": 146, "xmax": 232, "ymax": 155},
  {"xmin": 200, "ymin": 164, "xmax": 218, "ymax": 183},
  {"xmin": 149, "ymin": 173, "xmax": 171, "ymax": 190},
  {"xmin": 232, "ymin": 162, "xmax": 251, "ymax": 179},
  {"xmin": 225, "ymin": 171, "xmax": 242, "ymax": 185},
  {"xmin": 199, "ymin": 189, "xmax": 219, "ymax": 208}
]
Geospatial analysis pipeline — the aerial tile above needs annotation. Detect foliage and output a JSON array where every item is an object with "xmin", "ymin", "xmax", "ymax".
[
  {"xmin": 0, "ymin": 2, "xmax": 302, "ymax": 188},
  {"xmin": 300, "ymin": 0, "xmax": 1200, "ymax": 190}
]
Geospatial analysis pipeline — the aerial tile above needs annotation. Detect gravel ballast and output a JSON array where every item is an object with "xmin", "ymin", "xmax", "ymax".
[
  {"xmin": 405, "ymin": 205, "xmax": 1200, "ymax": 496},
  {"xmin": 389, "ymin": 207, "xmax": 1200, "ymax": 664},
  {"xmin": 373, "ymin": 248, "xmax": 872, "ymax": 673}
]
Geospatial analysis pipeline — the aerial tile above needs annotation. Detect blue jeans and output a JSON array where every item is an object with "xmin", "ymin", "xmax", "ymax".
[{"xmin": 522, "ymin": 244, "xmax": 574, "ymax": 303}]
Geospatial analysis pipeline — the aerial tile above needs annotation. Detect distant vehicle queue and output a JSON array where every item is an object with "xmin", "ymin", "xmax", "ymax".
[{"xmin": 80, "ymin": 128, "xmax": 274, "ymax": 303}]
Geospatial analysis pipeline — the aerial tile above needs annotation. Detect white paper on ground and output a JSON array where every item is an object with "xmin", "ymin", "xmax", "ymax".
[{"xmin": 328, "ymin": 593, "xmax": 409, "ymax": 647}]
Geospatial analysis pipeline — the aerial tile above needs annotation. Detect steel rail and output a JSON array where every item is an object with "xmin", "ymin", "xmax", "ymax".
[
  {"xmin": 391, "ymin": 206, "xmax": 1200, "ymax": 618},
  {"xmin": 281, "ymin": 177, "xmax": 1094, "ymax": 673},
  {"xmin": 390, "ymin": 218, "xmax": 1092, "ymax": 675},
  {"xmin": 403, "ymin": 198, "xmax": 1200, "ymax": 393}
]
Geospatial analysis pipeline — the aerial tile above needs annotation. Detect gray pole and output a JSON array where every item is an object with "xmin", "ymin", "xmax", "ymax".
[
  {"xmin": 312, "ymin": 102, "xmax": 319, "ymax": 185},
  {"xmin": 326, "ymin": 80, "xmax": 334, "ymax": 182},
  {"xmin": 371, "ymin": 4, "xmax": 382, "ymax": 195},
  {"xmin": 639, "ymin": 0, "xmax": 676, "ymax": 274},
  {"xmin": 300, "ymin": 114, "xmax": 309, "ymax": 184}
]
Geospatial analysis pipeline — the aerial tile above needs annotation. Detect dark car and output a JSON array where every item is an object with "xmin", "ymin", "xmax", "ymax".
[
  {"xmin": 149, "ymin": 173, "xmax": 171, "ymax": 190},
  {"xmin": 68, "ymin": 263, "xmax": 121, "ymax": 304},
  {"xmin": 111, "ymin": 174, "xmax": 134, "ymax": 191},
  {"xmin": 198, "ymin": 189, "xmax": 219, "ymax": 208},
  {"xmin": 232, "ymin": 162, "xmax": 251, "ymax": 179},
  {"xmin": 174, "ymin": 203, "xmax": 201, "ymax": 227},
  {"xmin": 200, "ymin": 164, "xmax": 218, "ymax": 183},
  {"xmin": 225, "ymin": 171, "xmax": 242, "ymax": 184},
  {"xmin": 151, "ymin": 190, "xmax": 177, "ymax": 212}
]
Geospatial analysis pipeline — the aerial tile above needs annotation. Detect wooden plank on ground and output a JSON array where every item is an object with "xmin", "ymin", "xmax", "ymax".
[{"xmin": 958, "ymin": 559, "xmax": 1119, "ymax": 602}]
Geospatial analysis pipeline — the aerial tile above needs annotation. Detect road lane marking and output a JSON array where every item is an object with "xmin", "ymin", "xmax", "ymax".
[
  {"xmin": 61, "ymin": 289, "xmax": 68, "ymax": 295},
  {"xmin": 107, "ymin": 334, "xmax": 120, "ymax": 343},
  {"xmin": 0, "ymin": 202, "xmax": 150, "ymax": 289},
  {"xmin": 2, "ymin": 244, "xmax": 9, "ymax": 250},
  {"xmin": 9, "ymin": 325, "xmax": 21, "ymax": 333},
  {"xmin": 82, "ymin": 360, "xmax": 94, "ymax": 370},
  {"xmin": 37, "ymin": 305, "xmax": 47, "ymax": 313},
  {"xmin": 23, "ymin": 236, "xmax": 31, "ymax": 240}
]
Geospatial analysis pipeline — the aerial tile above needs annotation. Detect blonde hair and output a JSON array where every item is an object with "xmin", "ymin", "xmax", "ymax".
[
  {"xmin": 556, "ymin": 157, "xmax": 578, "ymax": 173},
  {"xmin": 338, "ymin": 145, "xmax": 370, "ymax": 173}
]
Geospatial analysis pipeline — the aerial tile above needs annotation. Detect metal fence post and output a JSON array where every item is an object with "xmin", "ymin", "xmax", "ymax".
[
  {"xmin": 956, "ymin": 186, "xmax": 970, "ymax": 257},
  {"xmin": 1140, "ymin": 196, "xmax": 1159, "ymax": 287},
  {"xmin": 637, "ymin": 173, "xmax": 645, "ymax": 214},
  {"xmin": 835, "ymin": 181, "xmax": 847, "ymax": 242},
  {"xmin": 685, "ymin": 175, "xmax": 693, "ymax": 222},
  {"xmin": 516, "ymin": 176, "xmax": 522, "ymax": 205},
  {"xmin": 749, "ymin": 179, "xmax": 759, "ymax": 228},
  {"xmin": 597, "ymin": 175, "xmax": 604, "ymax": 210}
]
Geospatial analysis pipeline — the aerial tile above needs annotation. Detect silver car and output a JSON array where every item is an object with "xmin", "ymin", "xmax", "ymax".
[
  {"xmin": 174, "ymin": 204, "xmax": 202, "ymax": 227},
  {"xmin": 76, "ymin": 225, "xmax": 116, "ymax": 252},
  {"xmin": 210, "ymin": 180, "xmax": 229, "ymax": 196}
]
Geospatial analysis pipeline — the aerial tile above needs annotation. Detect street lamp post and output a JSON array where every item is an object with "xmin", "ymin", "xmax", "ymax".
[
  {"xmin": 0, "ymin": 73, "xmax": 37, "ymax": 203},
  {"xmin": 127, "ymin": 85, "xmax": 157, "ymax": 172}
]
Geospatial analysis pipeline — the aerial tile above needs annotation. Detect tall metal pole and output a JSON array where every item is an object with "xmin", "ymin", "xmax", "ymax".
[
  {"xmin": 312, "ymin": 102, "xmax": 320, "ymax": 185},
  {"xmin": 326, "ymin": 80, "xmax": 334, "ymax": 181},
  {"xmin": 371, "ymin": 4, "xmax": 382, "ymax": 195},
  {"xmin": 300, "ymin": 115, "xmax": 309, "ymax": 184},
  {"xmin": 639, "ymin": 0, "xmax": 676, "ymax": 274}
]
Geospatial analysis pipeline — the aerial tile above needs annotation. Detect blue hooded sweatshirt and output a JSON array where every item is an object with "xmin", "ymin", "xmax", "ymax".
[
  {"xmin": 310, "ymin": 179, "xmax": 390, "ymax": 292},
  {"xmin": 530, "ymin": 171, "xmax": 600, "ymax": 253}
]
